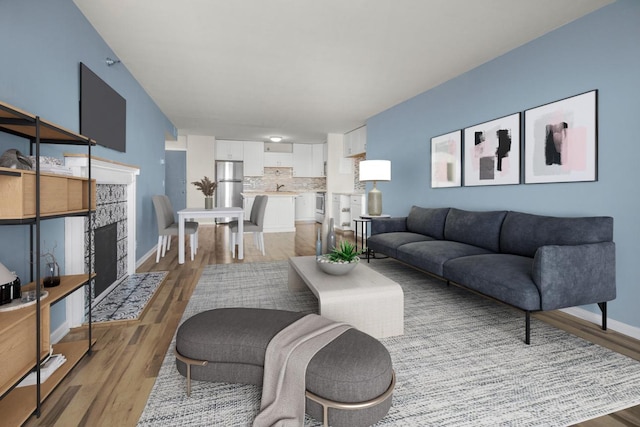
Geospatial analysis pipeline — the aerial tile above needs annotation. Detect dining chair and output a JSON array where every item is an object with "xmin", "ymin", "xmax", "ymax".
[
  {"xmin": 159, "ymin": 195, "xmax": 199, "ymax": 253},
  {"xmin": 152, "ymin": 195, "xmax": 199, "ymax": 262},
  {"xmin": 229, "ymin": 195, "xmax": 268, "ymax": 257}
]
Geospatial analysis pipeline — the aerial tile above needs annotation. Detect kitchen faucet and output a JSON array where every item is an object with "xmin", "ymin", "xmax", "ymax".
[{"xmin": 276, "ymin": 184, "xmax": 285, "ymax": 192}]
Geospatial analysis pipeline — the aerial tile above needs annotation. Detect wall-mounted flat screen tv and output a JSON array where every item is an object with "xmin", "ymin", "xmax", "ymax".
[{"xmin": 80, "ymin": 62, "xmax": 126, "ymax": 152}]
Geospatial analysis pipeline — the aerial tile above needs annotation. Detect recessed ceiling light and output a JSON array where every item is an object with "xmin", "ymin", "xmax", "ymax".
[{"xmin": 269, "ymin": 136, "xmax": 283, "ymax": 142}]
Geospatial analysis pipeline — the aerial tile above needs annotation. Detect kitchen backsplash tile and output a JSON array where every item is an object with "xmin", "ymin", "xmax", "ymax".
[{"xmin": 244, "ymin": 167, "xmax": 326, "ymax": 192}]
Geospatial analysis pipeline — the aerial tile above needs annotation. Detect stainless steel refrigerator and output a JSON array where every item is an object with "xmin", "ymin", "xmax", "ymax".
[{"xmin": 215, "ymin": 160, "xmax": 244, "ymax": 223}]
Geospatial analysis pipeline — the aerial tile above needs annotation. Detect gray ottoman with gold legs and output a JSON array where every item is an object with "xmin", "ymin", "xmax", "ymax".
[{"xmin": 175, "ymin": 307, "xmax": 395, "ymax": 427}]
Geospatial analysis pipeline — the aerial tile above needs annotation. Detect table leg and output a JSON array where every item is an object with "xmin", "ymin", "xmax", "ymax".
[
  {"xmin": 353, "ymin": 220, "xmax": 359, "ymax": 252},
  {"xmin": 178, "ymin": 216, "xmax": 185, "ymax": 264},
  {"xmin": 237, "ymin": 211, "xmax": 244, "ymax": 259}
]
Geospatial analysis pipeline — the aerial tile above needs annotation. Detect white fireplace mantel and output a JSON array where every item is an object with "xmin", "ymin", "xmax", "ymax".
[{"xmin": 64, "ymin": 154, "xmax": 140, "ymax": 327}]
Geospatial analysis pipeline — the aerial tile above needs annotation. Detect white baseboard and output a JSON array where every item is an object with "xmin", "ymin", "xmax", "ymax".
[
  {"xmin": 137, "ymin": 245, "xmax": 158, "ymax": 269},
  {"xmin": 560, "ymin": 306, "xmax": 640, "ymax": 341},
  {"xmin": 50, "ymin": 321, "xmax": 70, "ymax": 345}
]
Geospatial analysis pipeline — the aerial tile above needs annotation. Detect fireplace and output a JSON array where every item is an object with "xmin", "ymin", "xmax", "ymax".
[{"xmin": 64, "ymin": 155, "xmax": 140, "ymax": 327}]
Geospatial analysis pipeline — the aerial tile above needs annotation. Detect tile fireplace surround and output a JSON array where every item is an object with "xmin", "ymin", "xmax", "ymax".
[{"xmin": 63, "ymin": 154, "xmax": 140, "ymax": 328}]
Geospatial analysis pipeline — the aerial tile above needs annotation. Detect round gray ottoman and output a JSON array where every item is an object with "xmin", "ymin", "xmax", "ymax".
[{"xmin": 175, "ymin": 307, "xmax": 394, "ymax": 427}]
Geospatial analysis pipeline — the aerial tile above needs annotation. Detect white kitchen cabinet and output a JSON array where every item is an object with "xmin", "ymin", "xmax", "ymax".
[
  {"xmin": 293, "ymin": 143, "xmax": 325, "ymax": 177},
  {"xmin": 343, "ymin": 126, "xmax": 367, "ymax": 157},
  {"xmin": 216, "ymin": 139, "xmax": 244, "ymax": 160},
  {"xmin": 243, "ymin": 194, "xmax": 296, "ymax": 232},
  {"xmin": 292, "ymin": 144, "xmax": 313, "ymax": 176},
  {"xmin": 312, "ymin": 143, "xmax": 325, "ymax": 177},
  {"xmin": 264, "ymin": 152, "xmax": 293, "ymax": 167},
  {"xmin": 243, "ymin": 141, "xmax": 264, "ymax": 176},
  {"xmin": 295, "ymin": 192, "xmax": 316, "ymax": 221},
  {"xmin": 350, "ymin": 194, "xmax": 365, "ymax": 224},
  {"xmin": 331, "ymin": 193, "xmax": 352, "ymax": 231}
]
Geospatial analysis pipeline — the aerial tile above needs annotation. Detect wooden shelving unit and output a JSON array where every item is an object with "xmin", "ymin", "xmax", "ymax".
[
  {"xmin": 0, "ymin": 100, "xmax": 96, "ymax": 422},
  {"xmin": 0, "ymin": 275, "xmax": 96, "ymax": 426}
]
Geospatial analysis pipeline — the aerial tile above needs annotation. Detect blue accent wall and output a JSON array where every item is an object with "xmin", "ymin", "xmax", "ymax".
[
  {"xmin": 0, "ymin": 0, "xmax": 175, "ymax": 329},
  {"xmin": 366, "ymin": 0, "xmax": 640, "ymax": 328}
]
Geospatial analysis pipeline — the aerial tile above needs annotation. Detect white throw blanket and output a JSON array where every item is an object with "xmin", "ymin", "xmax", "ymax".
[{"xmin": 253, "ymin": 314, "xmax": 352, "ymax": 427}]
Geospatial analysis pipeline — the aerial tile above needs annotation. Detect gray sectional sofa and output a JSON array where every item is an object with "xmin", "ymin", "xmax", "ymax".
[{"xmin": 367, "ymin": 206, "xmax": 616, "ymax": 344}]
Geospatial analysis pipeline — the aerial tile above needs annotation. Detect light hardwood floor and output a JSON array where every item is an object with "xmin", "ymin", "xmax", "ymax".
[{"xmin": 24, "ymin": 223, "xmax": 640, "ymax": 426}]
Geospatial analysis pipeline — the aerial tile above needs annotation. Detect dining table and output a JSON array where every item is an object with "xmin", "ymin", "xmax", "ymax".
[{"xmin": 177, "ymin": 207, "xmax": 245, "ymax": 264}]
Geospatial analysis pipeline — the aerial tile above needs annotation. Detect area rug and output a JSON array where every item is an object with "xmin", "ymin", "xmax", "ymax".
[
  {"xmin": 91, "ymin": 271, "xmax": 168, "ymax": 323},
  {"xmin": 137, "ymin": 260, "xmax": 640, "ymax": 426}
]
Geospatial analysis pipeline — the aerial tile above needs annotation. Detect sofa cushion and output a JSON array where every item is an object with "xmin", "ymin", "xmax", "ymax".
[
  {"xmin": 370, "ymin": 217, "xmax": 407, "ymax": 235},
  {"xmin": 444, "ymin": 208, "xmax": 507, "ymax": 253},
  {"xmin": 406, "ymin": 206, "xmax": 450, "ymax": 239},
  {"xmin": 443, "ymin": 254, "xmax": 541, "ymax": 311},
  {"xmin": 396, "ymin": 240, "xmax": 493, "ymax": 276},
  {"xmin": 367, "ymin": 232, "xmax": 433, "ymax": 258},
  {"xmin": 500, "ymin": 211, "xmax": 614, "ymax": 258}
]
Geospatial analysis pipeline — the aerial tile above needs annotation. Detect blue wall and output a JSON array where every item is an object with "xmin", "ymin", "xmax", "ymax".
[
  {"xmin": 0, "ymin": 0, "xmax": 175, "ymax": 328},
  {"xmin": 366, "ymin": 0, "xmax": 640, "ymax": 329}
]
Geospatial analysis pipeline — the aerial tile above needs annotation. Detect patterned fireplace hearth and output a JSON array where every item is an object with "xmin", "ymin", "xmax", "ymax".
[{"xmin": 64, "ymin": 155, "xmax": 140, "ymax": 327}]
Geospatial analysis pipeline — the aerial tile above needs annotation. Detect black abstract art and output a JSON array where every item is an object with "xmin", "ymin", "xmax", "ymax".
[{"xmin": 463, "ymin": 113, "xmax": 521, "ymax": 186}]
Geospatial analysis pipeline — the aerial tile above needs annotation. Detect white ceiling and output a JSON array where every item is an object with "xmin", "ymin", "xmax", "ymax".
[{"xmin": 73, "ymin": 0, "xmax": 612, "ymax": 144}]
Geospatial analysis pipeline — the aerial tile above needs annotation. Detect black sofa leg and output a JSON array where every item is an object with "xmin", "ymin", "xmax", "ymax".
[
  {"xmin": 525, "ymin": 311, "xmax": 531, "ymax": 345},
  {"xmin": 598, "ymin": 302, "xmax": 608, "ymax": 331}
]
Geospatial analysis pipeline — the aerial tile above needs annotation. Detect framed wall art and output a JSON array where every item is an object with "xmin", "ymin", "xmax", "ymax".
[
  {"xmin": 463, "ymin": 112, "xmax": 521, "ymax": 186},
  {"xmin": 524, "ymin": 90, "xmax": 597, "ymax": 184},
  {"xmin": 431, "ymin": 130, "xmax": 462, "ymax": 188}
]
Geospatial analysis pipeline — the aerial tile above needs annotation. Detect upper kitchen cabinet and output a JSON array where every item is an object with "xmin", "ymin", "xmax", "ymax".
[
  {"xmin": 216, "ymin": 139, "xmax": 243, "ymax": 160},
  {"xmin": 344, "ymin": 126, "xmax": 367, "ymax": 157},
  {"xmin": 312, "ymin": 143, "xmax": 325, "ymax": 177},
  {"xmin": 293, "ymin": 143, "xmax": 325, "ymax": 177},
  {"xmin": 243, "ymin": 141, "xmax": 264, "ymax": 176},
  {"xmin": 264, "ymin": 152, "xmax": 293, "ymax": 168}
]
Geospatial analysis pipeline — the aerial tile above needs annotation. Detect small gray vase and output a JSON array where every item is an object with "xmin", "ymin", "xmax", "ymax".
[{"xmin": 326, "ymin": 218, "xmax": 336, "ymax": 253}]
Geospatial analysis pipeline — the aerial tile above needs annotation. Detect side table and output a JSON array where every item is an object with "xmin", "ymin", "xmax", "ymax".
[
  {"xmin": 352, "ymin": 217, "xmax": 371, "ymax": 256},
  {"xmin": 355, "ymin": 214, "xmax": 390, "ymax": 261}
]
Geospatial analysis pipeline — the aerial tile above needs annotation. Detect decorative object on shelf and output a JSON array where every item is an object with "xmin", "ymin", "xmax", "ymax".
[
  {"xmin": 191, "ymin": 176, "xmax": 217, "ymax": 209},
  {"xmin": 0, "ymin": 148, "xmax": 32, "ymax": 170},
  {"xmin": 359, "ymin": 160, "xmax": 391, "ymax": 216},
  {"xmin": 43, "ymin": 261, "xmax": 60, "ymax": 288},
  {"xmin": 326, "ymin": 218, "xmax": 336, "ymax": 253},
  {"xmin": 41, "ymin": 245, "xmax": 61, "ymax": 288},
  {"xmin": 431, "ymin": 130, "xmax": 462, "ymax": 188},
  {"xmin": 463, "ymin": 113, "xmax": 521, "ymax": 187},
  {"xmin": 524, "ymin": 90, "xmax": 597, "ymax": 184},
  {"xmin": 0, "ymin": 262, "xmax": 21, "ymax": 305},
  {"xmin": 316, "ymin": 240, "xmax": 361, "ymax": 275}
]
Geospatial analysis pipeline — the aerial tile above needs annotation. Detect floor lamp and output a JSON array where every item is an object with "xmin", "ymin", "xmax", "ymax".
[{"xmin": 359, "ymin": 160, "xmax": 391, "ymax": 216}]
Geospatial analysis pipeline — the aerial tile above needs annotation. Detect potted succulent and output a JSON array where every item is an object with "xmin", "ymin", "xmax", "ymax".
[
  {"xmin": 317, "ymin": 240, "xmax": 362, "ymax": 276},
  {"xmin": 191, "ymin": 176, "xmax": 217, "ymax": 209}
]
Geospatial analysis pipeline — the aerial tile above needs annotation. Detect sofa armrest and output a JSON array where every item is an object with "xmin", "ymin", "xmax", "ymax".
[
  {"xmin": 370, "ymin": 217, "xmax": 407, "ymax": 235},
  {"xmin": 532, "ymin": 242, "xmax": 616, "ymax": 310}
]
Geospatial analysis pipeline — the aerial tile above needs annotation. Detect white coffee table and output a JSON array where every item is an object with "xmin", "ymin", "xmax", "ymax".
[{"xmin": 288, "ymin": 256, "xmax": 404, "ymax": 338}]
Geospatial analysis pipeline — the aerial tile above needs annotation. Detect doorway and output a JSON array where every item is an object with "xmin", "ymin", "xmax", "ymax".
[{"xmin": 165, "ymin": 150, "xmax": 187, "ymax": 212}]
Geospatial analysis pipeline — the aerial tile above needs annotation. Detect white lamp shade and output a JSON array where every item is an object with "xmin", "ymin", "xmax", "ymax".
[{"xmin": 359, "ymin": 160, "xmax": 391, "ymax": 182}]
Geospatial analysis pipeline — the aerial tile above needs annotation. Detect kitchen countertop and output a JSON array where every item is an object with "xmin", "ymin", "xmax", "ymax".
[
  {"xmin": 332, "ymin": 192, "xmax": 366, "ymax": 196},
  {"xmin": 241, "ymin": 191, "xmax": 299, "ymax": 197}
]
